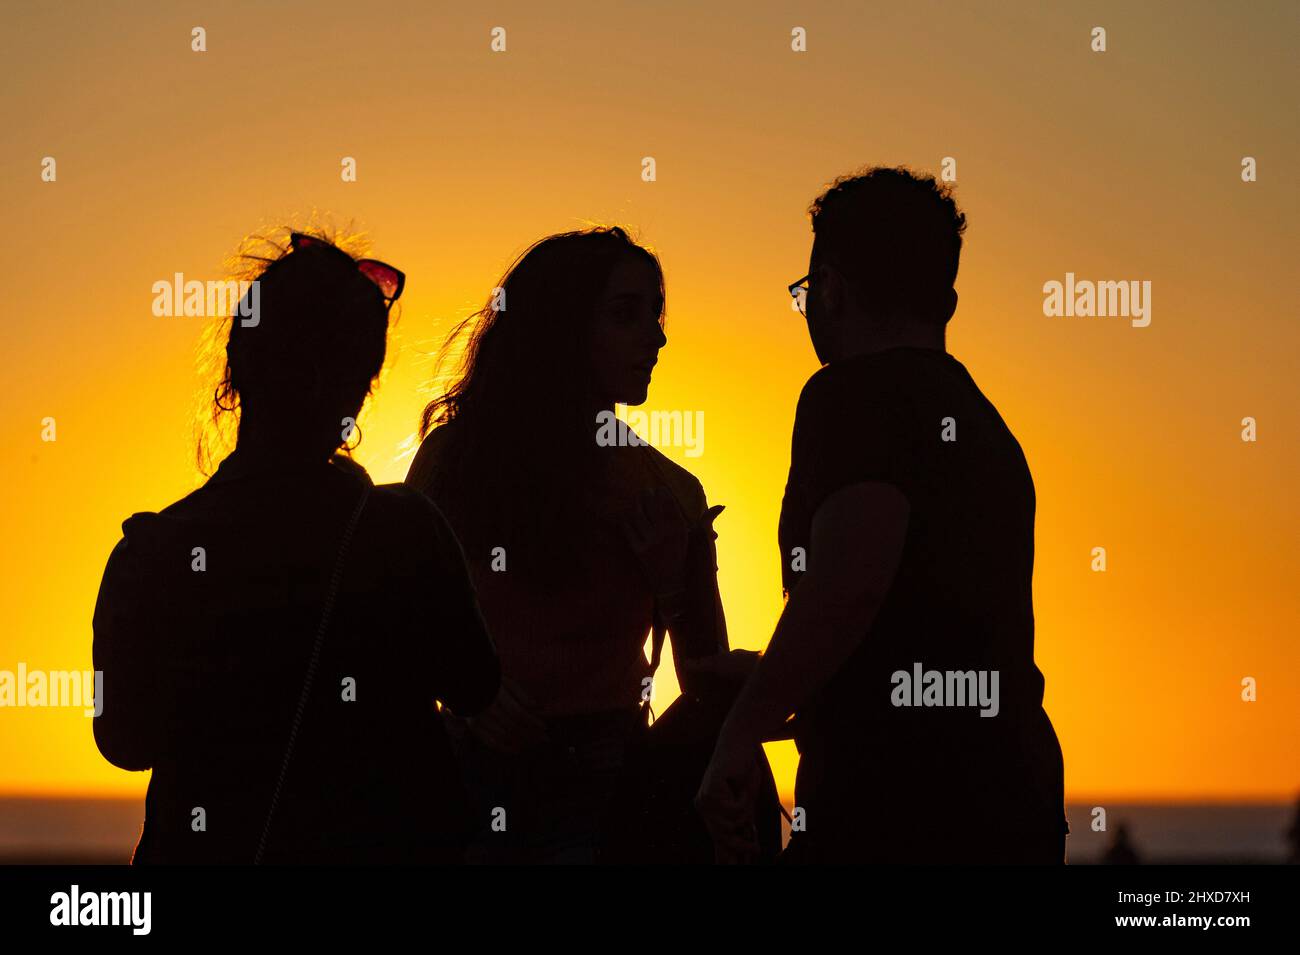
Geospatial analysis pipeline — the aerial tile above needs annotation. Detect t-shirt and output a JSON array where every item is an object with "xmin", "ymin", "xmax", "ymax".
[{"xmin": 778, "ymin": 346, "xmax": 1065, "ymax": 861}]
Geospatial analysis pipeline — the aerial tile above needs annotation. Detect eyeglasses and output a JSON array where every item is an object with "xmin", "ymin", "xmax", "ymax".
[
  {"xmin": 788, "ymin": 274, "xmax": 810, "ymax": 315},
  {"xmin": 289, "ymin": 232, "xmax": 405, "ymax": 305}
]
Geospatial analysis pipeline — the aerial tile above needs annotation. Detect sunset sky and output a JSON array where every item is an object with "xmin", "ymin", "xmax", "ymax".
[{"xmin": 1, "ymin": 0, "xmax": 1296, "ymax": 804}]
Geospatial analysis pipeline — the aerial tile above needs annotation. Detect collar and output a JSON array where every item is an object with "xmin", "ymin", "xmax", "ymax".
[{"xmin": 208, "ymin": 447, "xmax": 372, "ymax": 486}]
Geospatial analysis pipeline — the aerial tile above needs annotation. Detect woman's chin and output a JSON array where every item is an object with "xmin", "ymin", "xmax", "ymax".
[{"xmin": 617, "ymin": 384, "xmax": 651, "ymax": 406}]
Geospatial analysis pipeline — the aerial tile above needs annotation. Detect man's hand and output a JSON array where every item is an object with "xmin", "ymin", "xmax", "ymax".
[
  {"xmin": 695, "ymin": 727, "xmax": 763, "ymax": 864},
  {"xmin": 679, "ymin": 648, "xmax": 760, "ymax": 698}
]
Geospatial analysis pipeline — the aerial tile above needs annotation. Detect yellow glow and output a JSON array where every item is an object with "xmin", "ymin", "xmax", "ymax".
[{"xmin": 1, "ymin": 1, "xmax": 1295, "ymax": 805}]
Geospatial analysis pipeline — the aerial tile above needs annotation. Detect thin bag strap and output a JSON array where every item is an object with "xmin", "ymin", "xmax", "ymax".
[
  {"xmin": 254, "ymin": 484, "xmax": 371, "ymax": 864},
  {"xmin": 640, "ymin": 447, "xmax": 681, "ymax": 684}
]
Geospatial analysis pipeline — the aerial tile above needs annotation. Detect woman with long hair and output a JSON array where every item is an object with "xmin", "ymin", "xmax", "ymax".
[
  {"xmin": 407, "ymin": 226, "xmax": 732, "ymax": 863},
  {"xmin": 93, "ymin": 230, "xmax": 499, "ymax": 863}
]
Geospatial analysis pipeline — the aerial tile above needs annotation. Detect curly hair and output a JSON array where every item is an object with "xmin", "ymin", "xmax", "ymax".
[{"xmin": 809, "ymin": 165, "xmax": 966, "ymax": 319}]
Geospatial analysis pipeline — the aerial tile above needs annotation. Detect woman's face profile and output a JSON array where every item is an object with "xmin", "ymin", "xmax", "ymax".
[{"xmin": 587, "ymin": 252, "xmax": 667, "ymax": 407}]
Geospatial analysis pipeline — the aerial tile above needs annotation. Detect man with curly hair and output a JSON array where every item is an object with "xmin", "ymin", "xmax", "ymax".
[{"xmin": 696, "ymin": 166, "xmax": 1068, "ymax": 864}]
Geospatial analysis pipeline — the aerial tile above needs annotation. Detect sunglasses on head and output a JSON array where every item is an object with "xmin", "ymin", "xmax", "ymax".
[{"xmin": 289, "ymin": 232, "xmax": 405, "ymax": 305}]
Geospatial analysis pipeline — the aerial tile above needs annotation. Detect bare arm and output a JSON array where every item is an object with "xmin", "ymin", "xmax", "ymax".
[
  {"xmin": 664, "ymin": 504, "xmax": 730, "ymax": 692},
  {"xmin": 721, "ymin": 481, "xmax": 909, "ymax": 742},
  {"xmin": 91, "ymin": 539, "xmax": 158, "ymax": 771},
  {"xmin": 694, "ymin": 481, "xmax": 909, "ymax": 861}
]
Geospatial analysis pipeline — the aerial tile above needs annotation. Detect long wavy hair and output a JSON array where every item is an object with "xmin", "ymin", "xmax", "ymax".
[{"xmin": 419, "ymin": 226, "xmax": 664, "ymax": 574}]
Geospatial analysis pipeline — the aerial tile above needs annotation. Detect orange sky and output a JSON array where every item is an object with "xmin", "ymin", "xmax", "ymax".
[{"xmin": 1, "ymin": 0, "xmax": 1296, "ymax": 802}]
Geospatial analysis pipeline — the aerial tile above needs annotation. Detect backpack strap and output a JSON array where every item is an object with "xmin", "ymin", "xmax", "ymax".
[{"xmin": 254, "ymin": 482, "xmax": 371, "ymax": 864}]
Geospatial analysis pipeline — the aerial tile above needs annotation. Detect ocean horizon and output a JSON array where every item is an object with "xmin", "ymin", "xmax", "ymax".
[{"xmin": 0, "ymin": 796, "xmax": 1291, "ymax": 865}]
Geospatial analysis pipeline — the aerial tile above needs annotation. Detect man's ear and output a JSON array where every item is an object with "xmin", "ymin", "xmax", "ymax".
[
  {"xmin": 816, "ymin": 262, "xmax": 845, "ymax": 317},
  {"xmin": 941, "ymin": 288, "xmax": 958, "ymax": 324}
]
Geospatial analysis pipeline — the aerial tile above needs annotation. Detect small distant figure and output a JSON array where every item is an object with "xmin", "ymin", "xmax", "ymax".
[
  {"xmin": 1103, "ymin": 823, "xmax": 1141, "ymax": 865},
  {"xmin": 1286, "ymin": 793, "xmax": 1300, "ymax": 864}
]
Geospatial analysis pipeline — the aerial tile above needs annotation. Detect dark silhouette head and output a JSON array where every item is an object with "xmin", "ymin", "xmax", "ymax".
[
  {"xmin": 422, "ymin": 225, "xmax": 664, "ymax": 438},
  {"xmin": 204, "ymin": 231, "xmax": 396, "ymax": 468},
  {"xmin": 804, "ymin": 166, "xmax": 966, "ymax": 363},
  {"xmin": 419, "ymin": 225, "xmax": 665, "ymax": 566},
  {"xmin": 1103, "ymin": 822, "xmax": 1141, "ymax": 865}
]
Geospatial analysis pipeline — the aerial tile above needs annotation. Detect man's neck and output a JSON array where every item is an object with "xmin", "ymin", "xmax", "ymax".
[{"xmin": 835, "ymin": 323, "xmax": 946, "ymax": 361}]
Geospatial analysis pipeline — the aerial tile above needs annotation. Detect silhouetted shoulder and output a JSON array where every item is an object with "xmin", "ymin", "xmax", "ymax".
[
  {"xmin": 406, "ymin": 422, "xmax": 458, "ymax": 494},
  {"xmin": 638, "ymin": 441, "xmax": 708, "ymax": 522},
  {"xmin": 794, "ymin": 362, "xmax": 884, "ymax": 449},
  {"xmin": 788, "ymin": 355, "xmax": 933, "ymax": 515},
  {"xmin": 795, "ymin": 364, "xmax": 837, "ymax": 422},
  {"xmin": 365, "ymin": 481, "xmax": 466, "ymax": 565},
  {"xmin": 796, "ymin": 350, "xmax": 932, "ymax": 416},
  {"xmin": 370, "ymin": 480, "xmax": 443, "ymax": 512}
]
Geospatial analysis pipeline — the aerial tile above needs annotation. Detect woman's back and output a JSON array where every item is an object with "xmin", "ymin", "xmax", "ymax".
[{"xmin": 93, "ymin": 450, "xmax": 499, "ymax": 863}]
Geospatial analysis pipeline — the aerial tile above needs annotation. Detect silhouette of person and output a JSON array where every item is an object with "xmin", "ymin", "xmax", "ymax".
[
  {"xmin": 696, "ymin": 166, "xmax": 1068, "ymax": 864},
  {"xmin": 406, "ymin": 226, "xmax": 735, "ymax": 863},
  {"xmin": 1286, "ymin": 793, "xmax": 1300, "ymax": 864},
  {"xmin": 1103, "ymin": 823, "xmax": 1141, "ymax": 865},
  {"xmin": 92, "ymin": 231, "xmax": 499, "ymax": 863}
]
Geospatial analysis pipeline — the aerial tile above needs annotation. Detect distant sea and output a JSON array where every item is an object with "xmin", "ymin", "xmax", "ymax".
[{"xmin": 0, "ymin": 797, "xmax": 1292, "ymax": 864}]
